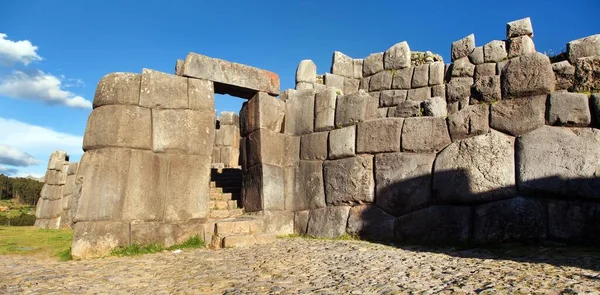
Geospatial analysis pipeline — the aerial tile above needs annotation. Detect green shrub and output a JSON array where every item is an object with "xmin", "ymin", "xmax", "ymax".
[{"xmin": 0, "ymin": 213, "xmax": 36, "ymax": 226}]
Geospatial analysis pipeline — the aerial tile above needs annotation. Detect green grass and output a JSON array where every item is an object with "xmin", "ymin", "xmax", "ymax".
[
  {"xmin": 110, "ymin": 235, "xmax": 205, "ymax": 257},
  {"xmin": 0, "ymin": 226, "xmax": 73, "ymax": 261},
  {"xmin": 0, "ymin": 199, "xmax": 35, "ymax": 218},
  {"xmin": 278, "ymin": 233, "xmax": 359, "ymax": 241}
]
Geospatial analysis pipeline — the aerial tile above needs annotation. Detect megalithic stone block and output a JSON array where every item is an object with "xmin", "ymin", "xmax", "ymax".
[
  {"xmin": 283, "ymin": 89, "xmax": 315, "ymax": 135},
  {"xmin": 335, "ymin": 90, "xmax": 370, "ymax": 127},
  {"xmin": 181, "ymin": 52, "xmax": 280, "ymax": 98},
  {"xmin": 83, "ymin": 105, "xmax": 152, "ymax": 151},
  {"xmin": 323, "ymin": 155, "xmax": 374, "ymax": 206},
  {"xmin": 163, "ymin": 153, "xmax": 211, "ymax": 222},
  {"xmin": 72, "ymin": 221, "xmax": 130, "ymax": 260},
  {"xmin": 188, "ymin": 78, "xmax": 215, "ymax": 113},
  {"xmin": 139, "ymin": 69, "xmax": 188, "ymax": 109},
  {"xmin": 47, "ymin": 151, "xmax": 68, "ymax": 171},
  {"xmin": 219, "ymin": 111, "xmax": 239, "ymax": 126},
  {"xmin": 501, "ymin": 52, "xmax": 555, "ymax": 98},
  {"xmin": 384, "ymin": 41, "xmax": 411, "ymax": 70},
  {"xmin": 215, "ymin": 125, "xmax": 241, "ymax": 148},
  {"xmin": 241, "ymin": 92, "xmax": 285, "ymax": 136},
  {"xmin": 331, "ymin": 51, "xmax": 354, "ymax": 78},
  {"xmin": 152, "ymin": 109, "xmax": 215, "ymax": 156},
  {"xmin": 243, "ymin": 164, "xmax": 285, "ymax": 212},
  {"xmin": 296, "ymin": 60, "xmax": 317, "ymax": 83},
  {"xmin": 506, "ymin": 17, "xmax": 533, "ymax": 38},
  {"xmin": 288, "ymin": 160, "xmax": 326, "ymax": 211},
  {"xmin": 314, "ymin": 87, "xmax": 338, "ymax": 132},
  {"xmin": 247, "ymin": 129, "xmax": 285, "ymax": 168},
  {"xmin": 93, "ymin": 73, "xmax": 141, "ymax": 108},
  {"xmin": 356, "ymin": 118, "xmax": 404, "ymax": 153},
  {"xmin": 363, "ymin": 52, "xmax": 384, "ymax": 76},
  {"xmin": 300, "ymin": 132, "xmax": 328, "ymax": 160},
  {"xmin": 220, "ymin": 146, "xmax": 240, "ymax": 168},
  {"xmin": 451, "ymin": 34, "xmax": 475, "ymax": 61},
  {"xmin": 567, "ymin": 34, "xmax": 600, "ymax": 64},
  {"xmin": 306, "ymin": 206, "xmax": 351, "ymax": 239}
]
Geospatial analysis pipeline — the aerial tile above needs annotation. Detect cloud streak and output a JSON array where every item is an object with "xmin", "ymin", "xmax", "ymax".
[
  {"xmin": 0, "ymin": 33, "xmax": 42, "ymax": 66},
  {"xmin": 0, "ymin": 144, "xmax": 41, "ymax": 167}
]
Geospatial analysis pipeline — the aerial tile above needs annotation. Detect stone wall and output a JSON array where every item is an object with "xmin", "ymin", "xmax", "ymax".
[
  {"xmin": 286, "ymin": 17, "xmax": 600, "ymax": 245},
  {"xmin": 34, "ymin": 151, "xmax": 79, "ymax": 229},
  {"xmin": 212, "ymin": 111, "xmax": 241, "ymax": 168}
]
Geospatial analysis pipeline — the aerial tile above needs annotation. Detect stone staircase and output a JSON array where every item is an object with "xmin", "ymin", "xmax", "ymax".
[{"xmin": 206, "ymin": 168, "xmax": 276, "ymax": 249}]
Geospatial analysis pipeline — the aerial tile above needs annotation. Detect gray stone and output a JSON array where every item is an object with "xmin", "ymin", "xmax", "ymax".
[
  {"xmin": 295, "ymin": 82, "xmax": 313, "ymax": 90},
  {"xmin": 395, "ymin": 206, "xmax": 472, "ymax": 244},
  {"xmin": 592, "ymin": 93, "xmax": 600, "ymax": 125},
  {"xmin": 378, "ymin": 108, "xmax": 389, "ymax": 118},
  {"xmin": 288, "ymin": 160, "xmax": 326, "ymax": 211},
  {"xmin": 283, "ymin": 89, "xmax": 315, "ymax": 135},
  {"xmin": 324, "ymin": 73, "xmax": 345, "ymax": 90},
  {"xmin": 391, "ymin": 67, "xmax": 413, "ymax": 89},
  {"xmin": 567, "ymin": 34, "xmax": 600, "ymax": 64},
  {"xmin": 369, "ymin": 70, "xmax": 393, "ymax": 91},
  {"xmin": 468, "ymin": 46, "xmax": 484, "ymax": 65},
  {"xmin": 474, "ymin": 63, "xmax": 497, "ymax": 78},
  {"xmin": 215, "ymin": 125, "xmax": 240, "ymax": 147},
  {"xmin": 379, "ymin": 90, "xmax": 407, "ymax": 107},
  {"xmin": 353, "ymin": 59, "xmax": 364, "ymax": 79},
  {"xmin": 516, "ymin": 126, "xmax": 600, "ymax": 200},
  {"xmin": 384, "ymin": 41, "xmax": 411, "ymax": 70},
  {"xmin": 335, "ymin": 90, "xmax": 370, "ymax": 127},
  {"xmin": 343, "ymin": 78, "xmax": 360, "ymax": 95},
  {"xmin": 212, "ymin": 147, "xmax": 220, "ymax": 164},
  {"xmin": 324, "ymin": 155, "xmax": 374, "ymax": 205},
  {"xmin": 573, "ymin": 56, "xmax": 600, "ymax": 92},
  {"xmin": 296, "ymin": 60, "xmax": 317, "ymax": 83},
  {"xmin": 300, "ymin": 132, "xmax": 328, "ymax": 160},
  {"xmin": 434, "ymin": 131, "xmax": 516, "ymax": 204},
  {"xmin": 507, "ymin": 36, "xmax": 536, "ymax": 58},
  {"xmin": 72, "ymin": 221, "xmax": 130, "ymax": 259},
  {"xmin": 331, "ymin": 51, "xmax": 354, "ymax": 78},
  {"xmin": 422, "ymin": 97, "xmax": 447, "ymax": 117},
  {"xmin": 328, "ymin": 125, "xmax": 355, "ymax": 160},
  {"xmin": 483, "ymin": 40, "xmax": 507, "ymax": 63},
  {"xmin": 313, "ymin": 83, "xmax": 326, "ymax": 91},
  {"xmin": 547, "ymin": 92, "xmax": 591, "ymax": 126},
  {"xmin": 314, "ymin": 87, "xmax": 337, "ymax": 132},
  {"xmin": 375, "ymin": 152, "xmax": 435, "ymax": 216},
  {"xmin": 552, "ymin": 60, "xmax": 575, "ymax": 91},
  {"xmin": 294, "ymin": 210, "xmax": 310, "ymax": 235},
  {"xmin": 496, "ymin": 60, "xmax": 509, "ymax": 74},
  {"xmin": 472, "ymin": 75, "xmax": 501, "ymax": 102},
  {"xmin": 446, "ymin": 77, "xmax": 473, "ymax": 103},
  {"xmin": 451, "ymin": 34, "xmax": 475, "ymax": 61},
  {"xmin": 359, "ymin": 76, "xmax": 370, "ymax": 91},
  {"xmin": 432, "ymin": 84, "xmax": 445, "ymax": 99},
  {"xmin": 447, "ymin": 104, "xmax": 489, "ymax": 141},
  {"xmin": 474, "ymin": 197, "xmax": 546, "ymax": 244},
  {"xmin": 346, "ymin": 205, "xmax": 395, "ymax": 241},
  {"xmin": 188, "ymin": 78, "xmax": 215, "ymax": 112},
  {"xmin": 152, "ymin": 109, "xmax": 215, "ymax": 156},
  {"xmin": 243, "ymin": 164, "xmax": 285, "ymax": 212},
  {"xmin": 241, "ymin": 92, "xmax": 285, "ymax": 136},
  {"xmin": 364, "ymin": 94, "xmax": 380, "ymax": 121},
  {"xmin": 246, "ymin": 129, "xmax": 285, "ymax": 167},
  {"xmin": 406, "ymin": 87, "xmax": 431, "ymax": 102},
  {"xmin": 283, "ymin": 135, "xmax": 300, "ymax": 167},
  {"xmin": 93, "ymin": 73, "xmax": 141, "ymax": 108},
  {"xmin": 47, "ymin": 151, "xmax": 68, "ymax": 171},
  {"xmin": 356, "ymin": 118, "xmax": 403, "ymax": 153},
  {"xmin": 490, "ymin": 95, "xmax": 546, "ymax": 136},
  {"xmin": 451, "ymin": 57, "xmax": 475, "ymax": 77},
  {"xmin": 429, "ymin": 61, "xmax": 445, "ymax": 85},
  {"xmin": 182, "ymin": 52, "xmax": 279, "ymax": 98},
  {"xmin": 139, "ymin": 69, "xmax": 188, "ymax": 109},
  {"xmin": 363, "ymin": 52, "xmax": 384, "ymax": 76},
  {"xmin": 411, "ymin": 64, "xmax": 429, "ymax": 88},
  {"xmin": 393, "ymin": 100, "xmax": 421, "ymax": 117},
  {"xmin": 221, "ymin": 147, "xmax": 240, "ymax": 168},
  {"xmin": 175, "ymin": 59, "xmax": 183, "ymax": 75},
  {"xmin": 67, "ymin": 162, "xmax": 79, "ymax": 175},
  {"xmin": 163, "ymin": 153, "xmax": 211, "ymax": 222},
  {"xmin": 401, "ymin": 117, "xmax": 451, "ymax": 152},
  {"xmin": 306, "ymin": 206, "xmax": 351, "ymax": 238},
  {"xmin": 501, "ymin": 53, "xmax": 555, "ymax": 98},
  {"xmin": 548, "ymin": 200, "xmax": 600, "ymax": 245},
  {"xmin": 83, "ymin": 105, "xmax": 152, "ymax": 151},
  {"xmin": 506, "ymin": 17, "xmax": 533, "ymax": 38}
]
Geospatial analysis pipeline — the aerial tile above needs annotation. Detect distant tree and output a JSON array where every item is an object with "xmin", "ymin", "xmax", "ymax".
[{"xmin": 0, "ymin": 174, "xmax": 44, "ymax": 205}]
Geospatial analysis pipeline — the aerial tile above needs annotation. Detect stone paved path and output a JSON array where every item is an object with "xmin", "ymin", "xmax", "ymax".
[{"xmin": 1, "ymin": 238, "xmax": 599, "ymax": 294}]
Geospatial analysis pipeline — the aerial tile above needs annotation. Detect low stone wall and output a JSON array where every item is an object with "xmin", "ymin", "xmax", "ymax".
[{"xmin": 212, "ymin": 112, "xmax": 241, "ymax": 168}]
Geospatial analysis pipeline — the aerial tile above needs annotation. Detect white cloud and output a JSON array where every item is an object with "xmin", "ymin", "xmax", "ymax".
[
  {"xmin": 0, "ymin": 165, "xmax": 19, "ymax": 176},
  {"xmin": 0, "ymin": 144, "xmax": 41, "ymax": 167},
  {"xmin": 0, "ymin": 33, "xmax": 42, "ymax": 66},
  {"xmin": 0, "ymin": 70, "xmax": 92, "ymax": 109}
]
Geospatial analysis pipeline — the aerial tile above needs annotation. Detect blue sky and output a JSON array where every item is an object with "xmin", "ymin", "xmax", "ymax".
[{"xmin": 0, "ymin": 0, "xmax": 598, "ymax": 178}]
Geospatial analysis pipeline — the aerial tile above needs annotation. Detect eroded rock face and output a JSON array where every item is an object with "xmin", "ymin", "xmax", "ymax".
[
  {"xmin": 384, "ymin": 42, "xmax": 411, "ymax": 70},
  {"xmin": 573, "ymin": 56, "xmax": 600, "ymax": 92},
  {"xmin": 567, "ymin": 34, "xmax": 600, "ymax": 64},
  {"xmin": 490, "ymin": 95, "xmax": 546, "ymax": 136},
  {"xmin": 323, "ymin": 156, "xmax": 374, "ymax": 206},
  {"xmin": 547, "ymin": 92, "xmax": 591, "ymax": 127},
  {"xmin": 346, "ymin": 205, "xmax": 395, "ymax": 241},
  {"xmin": 306, "ymin": 206, "xmax": 351, "ymax": 238},
  {"xmin": 451, "ymin": 34, "xmax": 475, "ymax": 61},
  {"xmin": 447, "ymin": 104, "xmax": 489, "ymax": 141},
  {"xmin": 501, "ymin": 53, "xmax": 555, "ymax": 98}
]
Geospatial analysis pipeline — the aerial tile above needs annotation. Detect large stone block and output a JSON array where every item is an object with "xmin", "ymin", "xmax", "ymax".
[
  {"xmin": 516, "ymin": 126, "xmax": 600, "ymax": 200},
  {"xmin": 247, "ymin": 129, "xmax": 285, "ymax": 167},
  {"xmin": 152, "ymin": 109, "xmax": 214, "ymax": 156},
  {"xmin": 406, "ymin": 87, "xmax": 431, "ymax": 102},
  {"xmin": 451, "ymin": 34, "xmax": 475, "ymax": 61},
  {"xmin": 567, "ymin": 34, "xmax": 600, "ymax": 64},
  {"xmin": 306, "ymin": 206, "xmax": 351, "ymax": 238},
  {"xmin": 490, "ymin": 95, "xmax": 546, "ymax": 136},
  {"xmin": 63, "ymin": 174, "xmax": 76, "ymax": 197},
  {"xmin": 506, "ymin": 17, "xmax": 533, "ymax": 38},
  {"xmin": 335, "ymin": 90, "xmax": 370, "ymax": 127},
  {"xmin": 93, "ymin": 73, "xmax": 140, "ymax": 108},
  {"xmin": 220, "ymin": 146, "xmax": 240, "ymax": 168},
  {"xmin": 446, "ymin": 77, "xmax": 473, "ymax": 103},
  {"xmin": 219, "ymin": 111, "xmax": 239, "ymax": 126},
  {"xmin": 287, "ymin": 160, "xmax": 326, "ymax": 211},
  {"xmin": 432, "ymin": 84, "xmax": 446, "ymax": 99},
  {"xmin": 300, "ymin": 132, "xmax": 328, "ymax": 160},
  {"xmin": 547, "ymin": 92, "xmax": 591, "ymax": 127},
  {"xmin": 44, "ymin": 170, "xmax": 66, "ymax": 186},
  {"xmin": 243, "ymin": 164, "xmax": 285, "ymax": 212},
  {"xmin": 474, "ymin": 63, "xmax": 496, "ymax": 78},
  {"xmin": 593, "ymin": 93, "xmax": 600, "ymax": 125},
  {"xmin": 294, "ymin": 210, "xmax": 310, "ymax": 235},
  {"xmin": 384, "ymin": 41, "xmax": 411, "ymax": 70},
  {"xmin": 472, "ymin": 75, "xmax": 501, "ymax": 102},
  {"xmin": 395, "ymin": 206, "xmax": 472, "ymax": 244},
  {"xmin": 163, "ymin": 153, "xmax": 211, "ymax": 222},
  {"xmin": 473, "ymin": 197, "xmax": 546, "ymax": 244},
  {"xmin": 241, "ymin": 92, "xmax": 285, "ymax": 136},
  {"xmin": 283, "ymin": 135, "xmax": 300, "ymax": 167},
  {"xmin": 411, "ymin": 64, "xmax": 429, "ymax": 88},
  {"xmin": 422, "ymin": 97, "xmax": 447, "ymax": 117},
  {"xmin": 369, "ymin": 71, "xmax": 393, "ymax": 91},
  {"xmin": 323, "ymin": 155, "xmax": 374, "ymax": 205},
  {"xmin": 375, "ymin": 153, "xmax": 435, "ymax": 216},
  {"xmin": 283, "ymin": 89, "xmax": 314, "ymax": 135},
  {"xmin": 47, "ymin": 151, "xmax": 68, "ymax": 171},
  {"xmin": 429, "ymin": 61, "xmax": 444, "ymax": 86},
  {"xmin": 507, "ymin": 36, "xmax": 535, "ymax": 58},
  {"xmin": 323, "ymin": 73, "xmax": 344, "ymax": 90},
  {"xmin": 139, "ymin": 69, "xmax": 188, "ymax": 109},
  {"xmin": 71, "ymin": 221, "xmax": 130, "ymax": 259},
  {"xmin": 83, "ymin": 105, "xmax": 152, "ymax": 151},
  {"xmin": 573, "ymin": 56, "xmax": 600, "ymax": 92},
  {"xmin": 181, "ymin": 52, "xmax": 279, "ymax": 98},
  {"xmin": 483, "ymin": 40, "xmax": 507, "ymax": 63},
  {"xmin": 328, "ymin": 125, "xmax": 355, "ymax": 160},
  {"xmin": 447, "ymin": 104, "xmax": 489, "ymax": 141},
  {"xmin": 343, "ymin": 78, "xmax": 360, "ymax": 95},
  {"xmin": 215, "ymin": 125, "xmax": 240, "ymax": 148},
  {"xmin": 552, "ymin": 60, "xmax": 575, "ymax": 91},
  {"xmin": 331, "ymin": 51, "xmax": 354, "ymax": 78},
  {"xmin": 314, "ymin": 87, "xmax": 337, "ymax": 132},
  {"xmin": 451, "ymin": 57, "xmax": 475, "ymax": 77},
  {"xmin": 434, "ymin": 131, "xmax": 516, "ymax": 204},
  {"xmin": 346, "ymin": 205, "xmax": 395, "ymax": 241},
  {"xmin": 356, "ymin": 118, "xmax": 403, "ymax": 153},
  {"xmin": 469, "ymin": 46, "xmax": 484, "ymax": 65},
  {"xmin": 501, "ymin": 53, "xmax": 555, "ymax": 98},
  {"xmin": 363, "ymin": 52, "xmax": 384, "ymax": 76},
  {"xmin": 188, "ymin": 78, "xmax": 215, "ymax": 113},
  {"xmin": 296, "ymin": 60, "xmax": 316, "ymax": 83},
  {"xmin": 391, "ymin": 67, "xmax": 413, "ymax": 89},
  {"xmin": 67, "ymin": 162, "xmax": 79, "ymax": 175},
  {"xmin": 548, "ymin": 200, "xmax": 600, "ymax": 245},
  {"xmin": 392, "ymin": 100, "xmax": 421, "ymax": 118},
  {"xmin": 379, "ymin": 90, "xmax": 407, "ymax": 107},
  {"xmin": 401, "ymin": 117, "xmax": 451, "ymax": 153}
]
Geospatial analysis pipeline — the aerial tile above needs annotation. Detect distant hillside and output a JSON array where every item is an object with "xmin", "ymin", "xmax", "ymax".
[{"xmin": 0, "ymin": 174, "xmax": 45, "ymax": 206}]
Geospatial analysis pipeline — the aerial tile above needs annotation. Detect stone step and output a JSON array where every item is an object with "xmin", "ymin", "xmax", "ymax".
[
  {"xmin": 221, "ymin": 233, "xmax": 276, "ymax": 248},
  {"xmin": 214, "ymin": 217, "xmax": 263, "ymax": 236},
  {"xmin": 209, "ymin": 208, "xmax": 244, "ymax": 219},
  {"xmin": 209, "ymin": 201, "xmax": 229, "ymax": 210},
  {"xmin": 210, "ymin": 181, "xmax": 242, "ymax": 188},
  {"xmin": 210, "ymin": 187, "xmax": 241, "ymax": 194},
  {"xmin": 210, "ymin": 193, "xmax": 241, "ymax": 201}
]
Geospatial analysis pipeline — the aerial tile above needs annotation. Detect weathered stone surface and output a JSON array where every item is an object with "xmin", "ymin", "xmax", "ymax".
[
  {"xmin": 472, "ymin": 75, "xmax": 501, "ymax": 102},
  {"xmin": 547, "ymin": 92, "xmax": 591, "ymax": 126},
  {"xmin": 306, "ymin": 206, "xmax": 351, "ymax": 238},
  {"xmin": 294, "ymin": 210, "xmax": 309, "ymax": 235},
  {"xmin": 573, "ymin": 56, "xmax": 600, "ymax": 92},
  {"xmin": 313, "ymin": 83, "xmax": 326, "ymax": 92},
  {"xmin": 243, "ymin": 164, "xmax": 285, "ymax": 212},
  {"xmin": 501, "ymin": 53, "xmax": 555, "ymax": 98},
  {"xmin": 241, "ymin": 92, "xmax": 285, "ymax": 136},
  {"xmin": 296, "ymin": 60, "xmax": 317, "ymax": 83},
  {"xmin": 283, "ymin": 89, "xmax": 314, "ymax": 135},
  {"xmin": 451, "ymin": 34, "xmax": 475, "ymax": 61},
  {"xmin": 324, "ymin": 156, "xmax": 374, "ymax": 205},
  {"xmin": 359, "ymin": 76, "xmax": 370, "ymax": 91},
  {"xmin": 451, "ymin": 57, "xmax": 475, "ymax": 77},
  {"xmin": 247, "ymin": 129, "xmax": 285, "ymax": 167},
  {"xmin": 475, "ymin": 63, "xmax": 496, "ymax": 78},
  {"xmin": 67, "ymin": 162, "xmax": 79, "ymax": 175},
  {"xmin": 343, "ymin": 78, "xmax": 360, "ymax": 95},
  {"xmin": 483, "ymin": 40, "xmax": 507, "ymax": 63},
  {"xmin": 379, "ymin": 90, "xmax": 407, "ymax": 107},
  {"xmin": 188, "ymin": 78, "xmax": 215, "ymax": 112},
  {"xmin": 552, "ymin": 60, "xmax": 575, "ymax": 91},
  {"xmin": 93, "ymin": 73, "xmax": 140, "ymax": 108},
  {"xmin": 363, "ymin": 52, "xmax": 384, "ymax": 76},
  {"xmin": 335, "ymin": 90, "xmax": 370, "ymax": 127},
  {"xmin": 212, "ymin": 147, "xmax": 220, "ymax": 163},
  {"xmin": 507, "ymin": 17, "xmax": 533, "ymax": 38},
  {"xmin": 474, "ymin": 197, "xmax": 546, "ymax": 244},
  {"xmin": 434, "ymin": 131, "xmax": 516, "ymax": 204},
  {"xmin": 346, "ymin": 205, "xmax": 395, "ymax": 241},
  {"xmin": 548, "ymin": 200, "xmax": 600, "ymax": 245},
  {"xmin": 507, "ymin": 36, "xmax": 535, "ymax": 58},
  {"xmin": 323, "ymin": 73, "xmax": 344, "ymax": 90},
  {"xmin": 406, "ymin": 87, "xmax": 431, "ymax": 102},
  {"xmin": 364, "ymin": 94, "xmax": 380, "ymax": 120},
  {"xmin": 490, "ymin": 95, "xmax": 546, "ymax": 136},
  {"xmin": 422, "ymin": 97, "xmax": 446, "ymax": 117},
  {"xmin": 592, "ymin": 93, "xmax": 600, "ymax": 125},
  {"xmin": 216, "ymin": 125, "xmax": 240, "ymax": 148},
  {"xmin": 517, "ymin": 126, "xmax": 600, "ymax": 200},
  {"xmin": 393, "ymin": 100, "xmax": 421, "ymax": 118},
  {"xmin": 175, "ymin": 59, "xmax": 183, "ymax": 75},
  {"xmin": 220, "ymin": 147, "xmax": 240, "ymax": 168},
  {"xmin": 411, "ymin": 64, "xmax": 429, "ymax": 88},
  {"xmin": 395, "ymin": 206, "xmax": 472, "ymax": 244},
  {"xmin": 331, "ymin": 51, "xmax": 354, "ymax": 78},
  {"xmin": 391, "ymin": 67, "xmax": 413, "ymax": 90},
  {"xmin": 468, "ymin": 46, "xmax": 484, "ymax": 65},
  {"xmin": 447, "ymin": 104, "xmax": 489, "ymax": 141},
  {"xmin": 446, "ymin": 77, "xmax": 473, "ymax": 103},
  {"xmin": 83, "ymin": 105, "xmax": 152, "ymax": 151},
  {"xmin": 47, "ymin": 151, "xmax": 68, "ymax": 171},
  {"xmin": 384, "ymin": 42, "xmax": 411, "ymax": 70},
  {"xmin": 181, "ymin": 52, "xmax": 279, "ymax": 98},
  {"xmin": 401, "ymin": 117, "xmax": 451, "ymax": 152},
  {"xmin": 282, "ymin": 135, "xmax": 299, "ymax": 168},
  {"xmin": 139, "ymin": 69, "xmax": 188, "ymax": 109},
  {"xmin": 295, "ymin": 82, "xmax": 313, "ymax": 90},
  {"xmin": 369, "ymin": 71, "xmax": 393, "ymax": 91},
  {"xmin": 328, "ymin": 125, "xmax": 355, "ymax": 160},
  {"xmin": 288, "ymin": 160, "xmax": 325, "ymax": 211},
  {"xmin": 356, "ymin": 118, "xmax": 403, "ymax": 153},
  {"xmin": 72, "ymin": 221, "xmax": 130, "ymax": 259},
  {"xmin": 163, "ymin": 154, "xmax": 211, "ymax": 222},
  {"xmin": 375, "ymin": 153, "xmax": 435, "ymax": 216},
  {"xmin": 152, "ymin": 109, "xmax": 214, "ymax": 156},
  {"xmin": 429, "ymin": 61, "xmax": 444, "ymax": 85},
  {"xmin": 300, "ymin": 132, "xmax": 328, "ymax": 160},
  {"xmin": 314, "ymin": 87, "xmax": 337, "ymax": 132},
  {"xmin": 432, "ymin": 84, "xmax": 445, "ymax": 99},
  {"xmin": 567, "ymin": 34, "xmax": 600, "ymax": 64},
  {"xmin": 219, "ymin": 111, "xmax": 239, "ymax": 127}
]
